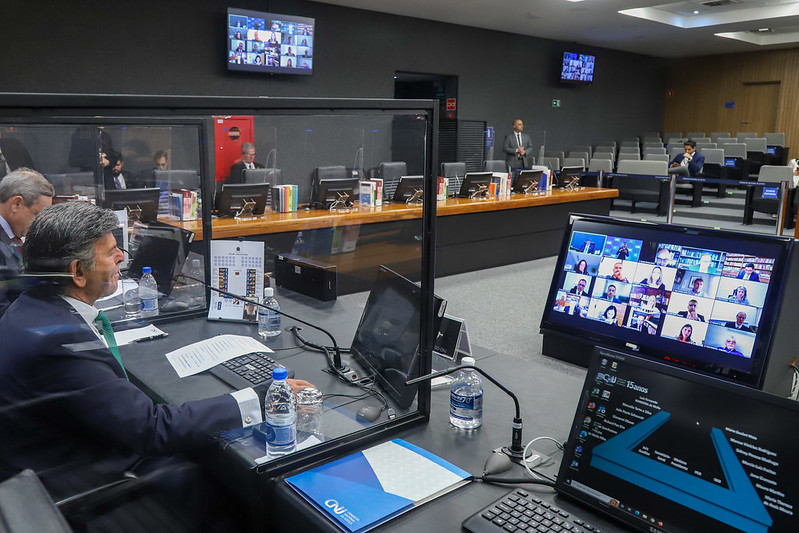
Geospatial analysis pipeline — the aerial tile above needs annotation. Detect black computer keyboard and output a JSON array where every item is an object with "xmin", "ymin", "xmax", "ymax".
[
  {"xmin": 208, "ymin": 352, "xmax": 295, "ymax": 389},
  {"xmin": 462, "ymin": 489, "xmax": 603, "ymax": 533}
]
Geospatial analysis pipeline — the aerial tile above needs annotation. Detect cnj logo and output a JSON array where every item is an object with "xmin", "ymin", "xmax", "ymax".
[
  {"xmin": 596, "ymin": 372, "xmax": 617, "ymax": 384},
  {"xmin": 325, "ymin": 499, "xmax": 348, "ymax": 515}
]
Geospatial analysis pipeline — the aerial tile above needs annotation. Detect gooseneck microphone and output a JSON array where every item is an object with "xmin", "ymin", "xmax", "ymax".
[
  {"xmin": 406, "ymin": 363, "xmax": 525, "ymax": 460},
  {"xmin": 182, "ymin": 274, "xmax": 349, "ymax": 373}
]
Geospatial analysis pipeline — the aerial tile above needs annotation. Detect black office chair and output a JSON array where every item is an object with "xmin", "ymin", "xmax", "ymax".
[
  {"xmin": 613, "ymin": 160, "xmax": 671, "ymax": 215},
  {"xmin": 743, "ymin": 165, "xmax": 794, "ymax": 225},
  {"xmin": 242, "ymin": 167, "xmax": 281, "ymax": 185},
  {"xmin": 379, "ymin": 161, "xmax": 407, "ymax": 200}
]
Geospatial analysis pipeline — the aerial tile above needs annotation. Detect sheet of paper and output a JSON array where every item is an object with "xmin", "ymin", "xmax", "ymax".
[
  {"xmin": 115, "ymin": 324, "xmax": 168, "ymax": 346},
  {"xmin": 165, "ymin": 334, "xmax": 273, "ymax": 378}
]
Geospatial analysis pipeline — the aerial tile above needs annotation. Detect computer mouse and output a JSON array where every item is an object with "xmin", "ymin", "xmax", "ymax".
[{"xmin": 356, "ymin": 405, "xmax": 382, "ymax": 423}]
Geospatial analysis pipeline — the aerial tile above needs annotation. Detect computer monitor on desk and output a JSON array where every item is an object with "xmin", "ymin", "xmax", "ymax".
[
  {"xmin": 311, "ymin": 177, "xmax": 360, "ymax": 210},
  {"xmin": 215, "ymin": 183, "xmax": 270, "ymax": 217},
  {"xmin": 391, "ymin": 175, "xmax": 424, "ymax": 203},
  {"xmin": 512, "ymin": 170, "xmax": 543, "ymax": 193},
  {"xmin": 102, "ymin": 188, "xmax": 161, "ymax": 225},
  {"xmin": 558, "ymin": 166, "xmax": 583, "ymax": 188},
  {"xmin": 349, "ymin": 266, "xmax": 446, "ymax": 410},
  {"xmin": 457, "ymin": 172, "xmax": 493, "ymax": 198}
]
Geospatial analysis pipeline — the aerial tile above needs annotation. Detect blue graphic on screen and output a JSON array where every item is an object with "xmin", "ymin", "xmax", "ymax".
[
  {"xmin": 591, "ymin": 411, "xmax": 772, "ymax": 532},
  {"xmin": 602, "ymin": 236, "xmax": 643, "ymax": 262},
  {"xmin": 569, "ymin": 232, "xmax": 606, "ymax": 256}
]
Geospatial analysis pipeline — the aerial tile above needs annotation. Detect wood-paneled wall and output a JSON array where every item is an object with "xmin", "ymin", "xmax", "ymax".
[{"xmin": 664, "ymin": 47, "xmax": 799, "ymax": 154}]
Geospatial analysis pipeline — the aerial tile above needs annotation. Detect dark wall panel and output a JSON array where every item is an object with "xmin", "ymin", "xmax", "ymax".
[{"xmin": 0, "ymin": 0, "xmax": 667, "ymax": 152}]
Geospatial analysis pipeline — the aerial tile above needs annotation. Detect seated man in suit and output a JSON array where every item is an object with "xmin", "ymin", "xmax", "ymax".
[
  {"xmin": 736, "ymin": 262, "xmax": 760, "ymax": 282},
  {"xmin": 228, "ymin": 142, "xmax": 264, "ymax": 184},
  {"xmin": 502, "ymin": 119, "xmax": 533, "ymax": 170},
  {"xmin": 569, "ymin": 277, "xmax": 588, "ymax": 296},
  {"xmin": 668, "ymin": 139, "xmax": 705, "ymax": 177},
  {"xmin": 0, "ymin": 168, "xmax": 54, "ymax": 316},
  {"xmin": 0, "ymin": 201, "xmax": 311, "ymax": 528},
  {"xmin": 676, "ymin": 299, "xmax": 705, "ymax": 322},
  {"xmin": 725, "ymin": 311, "xmax": 754, "ymax": 332}
]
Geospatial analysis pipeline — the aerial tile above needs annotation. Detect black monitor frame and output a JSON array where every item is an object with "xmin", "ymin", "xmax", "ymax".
[
  {"xmin": 311, "ymin": 177, "xmax": 360, "ymax": 209},
  {"xmin": 101, "ymin": 187, "xmax": 161, "ymax": 224},
  {"xmin": 391, "ymin": 175, "xmax": 424, "ymax": 203},
  {"xmin": 215, "ymin": 183, "xmax": 271, "ymax": 217},
  {"xmin": 457, "ymin": 172, "xmax": 493, "ymax": 198},
  {"xmin": 540, "ymin": 213, "xmax": 794, "ymax": 390},
  {"xmin": 512, "ymin": 170, "xmax": 543, "ymax": 193},
  {"xmin": 349, "ymin": 265, "xmax": 446, "ymax": 410}
]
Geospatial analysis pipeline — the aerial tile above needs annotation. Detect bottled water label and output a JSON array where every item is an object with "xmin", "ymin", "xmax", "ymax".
[
  {"xmin": 450, "ymin": 391, "xmax": 483, "ymax": 421},
  {"xmin": 265, "ymin": 421, "xmax": 296, "ymax": 447},
  {"xmin": 141, "ymin": 298, "xmax": 158, "ymax": 312}
]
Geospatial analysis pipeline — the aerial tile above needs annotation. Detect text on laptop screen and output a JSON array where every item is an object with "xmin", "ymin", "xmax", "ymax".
[
  {"xmin": 540, "ymin": 214, "xmax": 793, "ymax": 389},
  {"xmin": 557, "ymin": 347, "xmax": 799, "ymax": 532}
]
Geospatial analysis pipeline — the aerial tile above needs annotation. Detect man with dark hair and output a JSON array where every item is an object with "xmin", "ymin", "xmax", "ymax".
[
  {"xmin": 0, "ymin": 168, "xmax": 54, "ymax": 315},
  {"xmin": 668, "ymin": 139, "xmax": 705, "ymax": 177},
  {"xmin": 736, "ymin": 262, "xmax": 760, "ymax": 282},
  {"xmin": 677, "ymin": 299, "xmax": 706, "ymax": 322},
  {"xmin": 228, "ymin": 142, "xmax": 264, "ymax": 184},
  {"xmin": 0, "ymin": 201, "xmax": 310, "ymax": 528}
]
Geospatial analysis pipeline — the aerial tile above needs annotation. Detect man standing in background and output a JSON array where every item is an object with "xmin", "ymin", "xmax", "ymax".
[{"xmin": 503, "ymin": 119, "xmax": 533, "ymax": 170}]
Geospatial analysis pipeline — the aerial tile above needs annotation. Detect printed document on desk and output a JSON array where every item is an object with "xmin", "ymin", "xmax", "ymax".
[
  {"xmin": 165, "ymin": 334, "xmax": 272, "ymax": 378},
  {"xmin": 286, "ymin": 438, "xmax": 471, "ymax": 533}
]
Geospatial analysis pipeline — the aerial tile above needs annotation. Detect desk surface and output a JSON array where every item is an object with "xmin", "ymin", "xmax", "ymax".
[
  {"xmin": 162, "ymin": 188, "xmax": 618, "ymax": 240},
  {"xmin": 120, "ymin": 306, "xmax": 630, "ymax": 532}
]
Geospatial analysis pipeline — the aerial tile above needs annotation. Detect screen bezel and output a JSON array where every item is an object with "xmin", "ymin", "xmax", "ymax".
[
  {"xmin": 227, "ymin": 7, "xmax": 315, "ymax": 76},
  {"xmin": 539, "ymin": 214, "xmax": 793, "ymax": 389}
]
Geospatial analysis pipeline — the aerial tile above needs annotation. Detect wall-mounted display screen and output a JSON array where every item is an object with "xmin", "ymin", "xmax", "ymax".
[
  {"xmin": 561, "ymin": 52, "xmax": 595, "ymax": 83},
  {"xmin": 540, "ymin": 214, "xmax": 794, "ymax": 389},
  {"xmin": 227, "ymin": 8, "xmax": 315, "ymax": 75}
]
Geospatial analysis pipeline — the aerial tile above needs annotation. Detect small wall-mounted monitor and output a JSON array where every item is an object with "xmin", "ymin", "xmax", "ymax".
[
  {"xmin": 215, "ymin": 183, "xmax": 271, "ymax": 216},
  {"xmin": 311, "ymin": 177, "xmax": 360, "ymax": 209},
  {"xmin": 391, "ymin": 176, "xmax": 424, "ymax": 203},
  {"xmin": 102, "ymin": 188, "xmax": 161, "ymax": 223},
  {"xmin": 457, "ymin": 172, "xmax": 493, "ymax": 198},
  {"xmin": 227, "ymin": 8, "xmax": 315, "ymax": 75},
  {"xmin": 560, "ymin": 51, "xmax": 595, "ymax": 84}
]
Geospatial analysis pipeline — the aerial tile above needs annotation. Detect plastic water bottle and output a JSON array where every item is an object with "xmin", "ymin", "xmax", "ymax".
[
  {"xmin": 139, "ymin": 267, "xmax": 159, "ymax": 318},
  {"xmin": 258, "ymin": 287, "xmax": 281, "ymax": 338},
  {"xmin": 264, "ymin": 367, "xmax": 296, "ymax": 456},
  {"xmin": 450, "ymin": 357, "xmax": 483, "ymax": 429}
]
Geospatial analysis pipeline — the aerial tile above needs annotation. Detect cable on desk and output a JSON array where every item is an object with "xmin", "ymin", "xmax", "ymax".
[
  {"xmin": 522, "ymin": 436, "xmax": 565, "ymax": 483},
  {"xmin": 475, "ymin": 476, "xmax": 556, "ymax": 488}
]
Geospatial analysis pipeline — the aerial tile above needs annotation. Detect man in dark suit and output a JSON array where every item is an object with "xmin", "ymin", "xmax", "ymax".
[
  {"xmin": 0, "ymin": 202, "xmax": 311, "ymax": 526},
  {"xmin": 502, "ymin": 119, "xmax": 533, "ymax": 170},
  {"xmin": 736, "ymin": 262, "xmax": 760, "ymax": 282},
  {"xmin": 0, "ymin": 136, "xmax": 36, "ymax": 178},
  {"xmin": 725, "ymin": 311, "xmax": 754, "ymax": 332},
  {"xmin": 0, "ymin": 168, "xmax": 54, "ymax": 316},
  {"xmin": 569, "ymin": 278, "xmax": 588, "ymax": 296},
  {"xmin": 228, "ymin": 142, "xmax": 264, "ymax": 184},
  {"xmin": 668, "ymin": 139, "xmax": 705, "ymax": 178},
  {"xmin": 676, "ymin": 299, "xmax": 705, "ymax": 322}
]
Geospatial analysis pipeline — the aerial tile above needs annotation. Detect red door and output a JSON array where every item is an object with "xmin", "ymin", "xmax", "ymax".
[{"xmin": 214, "ymin": 115, "xmax": 255, "ymax": 182}]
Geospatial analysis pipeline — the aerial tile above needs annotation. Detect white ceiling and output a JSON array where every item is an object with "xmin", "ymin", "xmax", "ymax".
[{"xmin": 313, "ymin": 0, "xmax": 799, "ymax": 58}]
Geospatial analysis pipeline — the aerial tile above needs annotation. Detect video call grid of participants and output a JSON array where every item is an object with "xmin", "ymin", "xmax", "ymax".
[
  {"xmin": 561, "ymin": 53, "xmax": 594, "ymax": 81},
  {"xmin": 552, "ymin": 230, "xmax": 774, "ymax": 359},
  {"xmin": 229, "ymin": 14, "xmax": 313, "ymax": 69}
]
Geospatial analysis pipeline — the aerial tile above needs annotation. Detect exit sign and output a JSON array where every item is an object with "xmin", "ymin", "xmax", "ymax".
[{"xmin": 552, "ymin": 99, "xmax": 561, "ymax": 108}]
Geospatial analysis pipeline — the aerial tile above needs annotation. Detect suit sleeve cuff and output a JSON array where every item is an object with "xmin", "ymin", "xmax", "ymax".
[{"xmin": 229, "ymin": 388, "xmax": 263, "ymax": 427}]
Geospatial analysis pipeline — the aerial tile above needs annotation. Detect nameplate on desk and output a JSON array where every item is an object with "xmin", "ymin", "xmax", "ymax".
[{"xmin": 285, "ymin": 438, "xmax": 471, "ymax": 533}]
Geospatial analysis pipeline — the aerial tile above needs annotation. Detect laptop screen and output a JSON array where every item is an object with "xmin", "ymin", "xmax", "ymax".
[{"xmin": 556, "ymin": 345, "xmax": 799, "ymax": 532}]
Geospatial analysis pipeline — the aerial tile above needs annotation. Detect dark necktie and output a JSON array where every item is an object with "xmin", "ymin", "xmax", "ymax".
[{"xmin": 95, "ymin": 310, "xmax": 128, "ymax": 380}]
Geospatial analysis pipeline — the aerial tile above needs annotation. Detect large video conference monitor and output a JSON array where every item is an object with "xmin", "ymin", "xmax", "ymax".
[
  {"xmin": 227, "ymin": 8, "xmax": 315, "ymax": 75},
  {"xmin": 558, "ymin": 345, "xmax": 799, "ymax": 532},
  {"xmin": 540, "ymin": 214, "xmax": 794, "ymax": 389}
]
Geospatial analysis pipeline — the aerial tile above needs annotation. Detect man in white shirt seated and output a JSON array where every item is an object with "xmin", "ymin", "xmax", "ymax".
[{"xmin": 228, "ymin": 142, "xmax": 265, "ymax": 184}]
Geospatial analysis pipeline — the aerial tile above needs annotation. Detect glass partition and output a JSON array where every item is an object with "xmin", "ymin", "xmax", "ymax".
[{"xmin": 0, "ymin": 96, "xmax": 437, "ymax": 481}]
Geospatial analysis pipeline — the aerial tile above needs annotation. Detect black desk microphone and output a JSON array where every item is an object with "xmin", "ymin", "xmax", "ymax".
[{"xmin": 406, "ymin": 363, "xmax": 525, "ymax": 460}]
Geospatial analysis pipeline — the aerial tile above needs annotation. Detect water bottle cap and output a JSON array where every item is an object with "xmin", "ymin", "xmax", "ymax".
[
  {"xmin": 264, "ymin": 287, "xmax": 274, "ymax": 297},
  {"xmin": 272, "ymin": 367, "xmax": 288, "ymax": 380},
  {"xmin": 461, "ymin": 357, "xmax": 476, "ymax": 366},
  {"xmin": 142, "ymin": 266, "xmax": 152, "ymax": 274}
]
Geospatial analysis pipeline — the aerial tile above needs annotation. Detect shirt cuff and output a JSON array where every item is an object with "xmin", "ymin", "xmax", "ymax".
[{"xmin": 229, "ymin": 388, "xmax": 263, "ymax": 427}]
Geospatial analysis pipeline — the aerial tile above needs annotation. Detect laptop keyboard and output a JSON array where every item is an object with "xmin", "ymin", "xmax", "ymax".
[
  {"xmin": 208, "ymin": 352, "xmax": 295, "ymax": 389},
  {"xmin": 463, "ymin": 489, "xmax": 603, "ymax": 533}
]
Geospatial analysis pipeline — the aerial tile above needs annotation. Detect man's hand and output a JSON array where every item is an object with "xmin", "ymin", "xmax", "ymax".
[{"xmin": 287, "ymin": 378, "xmax": 315, "ymax": 395}]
